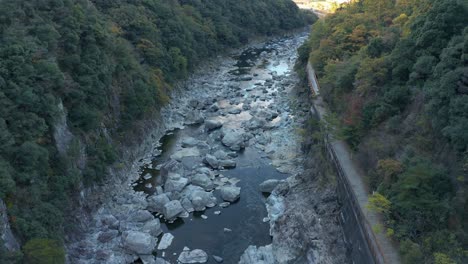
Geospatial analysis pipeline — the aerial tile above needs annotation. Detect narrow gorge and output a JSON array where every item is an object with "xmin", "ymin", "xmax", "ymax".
[{"xmin": 66, "ymin": 31, "xmax": 347, "ymax": 264}]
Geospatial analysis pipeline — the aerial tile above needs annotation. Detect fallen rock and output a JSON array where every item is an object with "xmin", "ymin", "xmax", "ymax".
[
  {"xmin": 238, "ymin": 244, "xmax": 275, "ymax": 264},
  {"xmin": 212, "ymin": 255, "xmax": 223, "ymax": 263},
  {"xmin": 178, "ymin": 248, "xmax": 208, "ymax": 263},
  {"xmin": 218, "ymin": 159, "xmax": 236, "ymax": 169},
  {"xmin": 209, "ymin": 103, "xmax": 220, "ymax": 112},
  {"xmin": 181, "ymin": 137, "xmax": 199, "ymax": 148},
  {"xmin": 221, "ymin": 128, "xmax": 249, "ymax": 151},
  {"xmin": 142, "ymin": 219, "xmax": 163, "ymax": 237},
  {"xmin": 163, "ymin": 200, "xmax": 184, "ymax": 220},
  {"xmin": 204, "ymin": 154, "xmax": 219, "ymax": 168},
  {"xmin": 171, "ymin": 147, "xmax": 200, "ymax": 161},
  {"xmin": 164, "ymin": 174, "xmax": 189, "ymax": 193},
  {"xmin": 259, "ymin": 179, "xmax": 283, "ymax": 193},
  {"xmin": 155, "ymin": 257, "xmax": 170, "ymax": 264},
  {"xmin": 121, "ymin": 231, "xmax": 157, "ymax": 255},
  {"xmin": 205, "ymin": 119, "xmax": 223, "ymax": 131},
  {"xmin": 190, "ymin": 190, "xmax": 217, "ymax": 211},
  {"xmin": 219, "ymin": 186, "xmax": 241, "ymax": 202},
  {"xmin": 228, "ymin": 108, "xmax": 242, "ymax": 114},
  {"xmin": 191, "ymin": 174, "xmax": 214, "ymax": 190},
  {"xmin": 147, "ymin": 193, "xmax": 171, "ymax": 213},
  {"xmin": 130, "ymin": 210, "xmax": 153, "ymax": 222},
  {"xmin": 181, "ymin": 197, "xmax": 194, "ymax": 213},
  {"xmin": 157, "ymin": 233, "xmax": 174, "ymax": 250}
]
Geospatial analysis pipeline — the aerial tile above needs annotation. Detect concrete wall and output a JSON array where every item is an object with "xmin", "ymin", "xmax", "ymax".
[{"xmin": 307, "ymin": 61, "xmax": 400, "ymax": 264}]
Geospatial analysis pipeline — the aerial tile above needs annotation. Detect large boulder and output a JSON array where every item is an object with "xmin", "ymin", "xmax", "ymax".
[
  {"xmin": 181, "ymin": 197, "xmax": 194, "ymax": 213},
  {"xmin": 205, "ymin": 119, "xmax": 223, "ymax": 131},
  {"xmin": 221, "ymin": 128, "xmax": 249, "ymax": 151},
  {"xmin": 142, "ymin": 219, "xmax": 163, "ymax": 237},
  {"xmin": 171, "ymin": 147, "xmax": 200, "ymax": 161},
  {"xmin": 185, "ymin": 111, "xmax": 205, "ymax": 125},
  {"xmin": 163, "ymin": 200, "xmax": 184, "ymax": 220},
  {"xmin": 191, "ymin": 174, "xmax": 214, "ymax": 191},
  {"xmin": 213, "ymin": 150, "xmax": 229, "ymax": 160},
  {"xmin": 129, "ymin": 210, "xmax": 153, "ymax": 222},
  {"xmin": 209, "ymin": 103, "xmax": 220, "ymax": 112},
  {"xmin": 218, "ymin": 159, "xmax": 236, "ymax": 169},
  {"xmin": 121, "ymin": 231, "xmax": 157, "ymax": 255},
  {"xmin": 219, "ymin": 186, "xmax": 241, "ymax": 202},
  {"xmin": 188, "ymin": 190, "xmax": 217, "ymax": 211},
  {"xmin": 164, "ymin": 174, "xmax": 189, "ymax": 193},
  {"xmin": 157, "ymin": 233, "xmax": 174, "ymax": 250},
  {"xmin": 245, "ymin": 117, "xmax": 267, "ymax": 130},
  {"xmin": 239, "ymin": 245, "xmax": 275, "ymax": 264},
  {"xmin": 204, "ymin": 154, "xmax": 219, "ymax": 169},
  {"xmin": 147, "ymin": 193, "xmax": 171, "ymax": 213},
  {"xmin": 259, "ymin": 179, "xmax": 283, "ymax": 193},
  {"xmin": 178, "ymin": 248, "xmax": 208, "ymax": 263}
]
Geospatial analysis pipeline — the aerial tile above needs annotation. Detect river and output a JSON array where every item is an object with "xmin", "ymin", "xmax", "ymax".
[{"xmin": 67, "ymin": 30, "xmax": 343, "ymax": 264}]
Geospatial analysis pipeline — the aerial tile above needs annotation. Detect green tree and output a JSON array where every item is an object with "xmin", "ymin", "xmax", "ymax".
[{"xmin": 23, "ymin": 239, "xmax": 64, "ymax": 264}]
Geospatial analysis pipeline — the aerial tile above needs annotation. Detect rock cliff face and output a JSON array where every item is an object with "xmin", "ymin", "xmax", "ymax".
[
  {"xmin": 0, "ymin": 199, "xmax": 19, "ymax": 252},
  {"xmin": 240, "ymin": 158, "xmax": 347, "ymax": 264}
]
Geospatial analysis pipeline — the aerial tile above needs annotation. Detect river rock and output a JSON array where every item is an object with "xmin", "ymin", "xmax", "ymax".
[
  {"xmin": 191, "ymin": 174, "xmax": 214, "ymax": 190},
  {"xmin": 147, "ymin": 193, "xmax": 171, "ymax": 213},
  {"xmin": 164, "ymin": 174, "xmax": 189, "ymax": 192},
  {"xmin": 181, "ymin": 197, "xmax": 194, "ymax": 213},
  {"xmin": 239, "ymin": 244, "xmax": 275, "ymax": 264},
  {"xmin": 171, "ymin": 147, "xmax": 200, "ymax": 161},
  {"xmin": 204, "ymin": 154, "xmax": 219, "ymax": 168},
  {"xmin": 185, "ymin": 111, "xmax": 205, "ymax": 125},
  {"xmin": 181, "ymin": 137, "xmax": 199, "ymax": 148},
  {"xmin": 121, "ymin": 231, "xmax": 157, "ymax": 255},
  {"xmin": 212, "ymin": 255, "xmax": 223, "ymax": 263},
  {"xmin": 209, "ymin": 103, "xmax": 220, "ymax": 112},
  {"xmin": 218, "ymin": 159, "xmax": 236, "ymax": 169},
  {"xmin": 190, "ymin": 190, "xmax": 217, "ymax": 211},
  {"xmin": 178, "ymin": 248, "xmax": 208, "ymax": 263},
  {"xmin": 159, "ymin": 160, "xmax": 184, "ymax": 183},
  {"xmin": 221, "ymin": 128, "xmax": 248, "ymax": 151},
  {"xmin": 155, "ymin": 257, "xmax": 170, "ymax": 264},
  {"xmin": 259, "ymin": 179, "xmax": 283, "ymax": 193},
  {"xmin": 205, "ymin": 119, "xmax": 223, "ymax": 131},
  {"xmin": 97, "ymin": 230, "xmax": 119, "ymax": 243},
  {"xmin": 228, "ymin": 108, "xmax": 242, "ymax": 114},
  {"xmin": 130, "ymin": 210, "xmax": 153, "ymax": 222},
  {"xmin": 245, "ymin": 117, "xmax": 266, "ymax": 130},
  {"xmin": 219, "ymin": 186, "xmax": 241, "ymax": 202},
  {"xmin": 213, "ymin": 150, "xmax": 228, "ymax": 160},
  {"xmin": 99, "ymin": 214, "xmax": 119, "ymax": 229},
  {"xmin": 163, "ymin": 200, "xmax": 184, "ymax": 220},
  {"xmin": 157, "ymin": 233, "xmax": 174, "ymax": 250},
  {"xmin": 142, "ymin": 219, "xmax": 163, "ymax": 237}
]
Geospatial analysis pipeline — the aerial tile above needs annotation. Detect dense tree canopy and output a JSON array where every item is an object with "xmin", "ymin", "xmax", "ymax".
[
  {"xmin": 0, "ymin": 0, "xmax": 315, "ymax": 262},
  {"xmin": 300, "ymin": 0, "xmax": 468, "ymax": 263}
]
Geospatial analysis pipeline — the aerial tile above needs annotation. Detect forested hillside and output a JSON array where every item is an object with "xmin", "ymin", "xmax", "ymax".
[
  {"xmin": 299, "ymin": 0, "xmax": 468, "ymax": 263},
  {"xmin": 0, "ymin": 0, "xmax": 314, "ymax": 262}
]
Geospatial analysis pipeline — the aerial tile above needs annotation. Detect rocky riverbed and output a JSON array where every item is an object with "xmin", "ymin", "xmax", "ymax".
[{"xmin": 67, "ymin": 31, "xmax": 346, "ymax": 264}]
